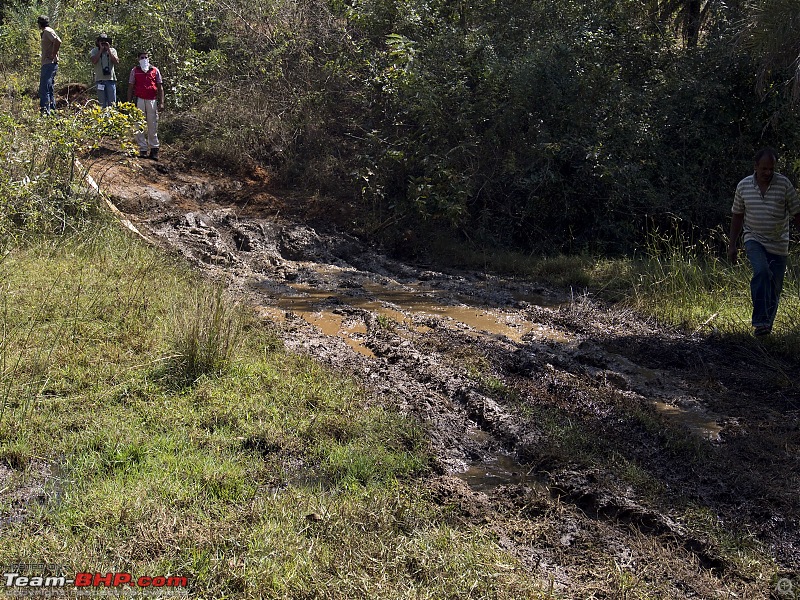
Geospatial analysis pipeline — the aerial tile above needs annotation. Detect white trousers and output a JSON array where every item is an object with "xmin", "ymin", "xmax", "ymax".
[{"xmin": 136, "ymin": 98, "xmax": 160, "ymax": 152}]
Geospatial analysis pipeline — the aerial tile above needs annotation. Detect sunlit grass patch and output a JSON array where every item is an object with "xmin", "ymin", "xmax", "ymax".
[
  {"xmin": 615, "ymin": 225, "xmax": 800, "ymax": 352},
  {"xmin": 315, "ymin": 418, "xmax": 428, "ymax": 488},
  {"xmin": 622, "ymin": 225, "xmax": 752, "ymax": 331},
  {"xmin": 229, "ymin": 485, "xmax": 543, "ymax": 599},
  {"xmin": 682, "ymin": 505, "xmax": 775, "ymax": 580}
]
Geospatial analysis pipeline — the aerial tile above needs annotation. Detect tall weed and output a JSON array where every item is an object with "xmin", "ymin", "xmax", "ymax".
[
  {"xmin": 168, "ymin": 286, "xmax": 244, "ymax": 382},
  {"xmin": 625, "ymin": 221, "xmax": 800, "ymax": 341},
  {"xmin": 0, "ymin": 272, "xmax": 66, "ymax": 425},
  {"xmin": 0, "ymin": 227, "xmax": 179, "ymax": 427},
  {"xmin": 625, "ymin": 223, "xmax": 740, "ymax": 331}
]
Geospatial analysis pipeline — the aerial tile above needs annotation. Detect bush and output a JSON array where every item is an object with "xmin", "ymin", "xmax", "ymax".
[
  {"xmin": 0, "ymin": 102, "xmax": 142, "ymax": 248},
  {"xmin": 6, "ymin": 0, "xmax": 800, "ymax": 256}
]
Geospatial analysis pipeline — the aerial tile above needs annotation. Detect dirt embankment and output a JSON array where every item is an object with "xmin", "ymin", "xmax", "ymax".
[{"xmin": 92, "ymin": 151, "xmax": 800, "ymax": 598}]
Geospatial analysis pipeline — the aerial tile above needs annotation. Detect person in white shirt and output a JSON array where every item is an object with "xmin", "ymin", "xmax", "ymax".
[
  {"xmin": 89, "ymin": 33, "xmax": 119, "ymax": 108},
  {"xmin": 728, "ymin": 148, "xmax": 800, "ymax": 336}
]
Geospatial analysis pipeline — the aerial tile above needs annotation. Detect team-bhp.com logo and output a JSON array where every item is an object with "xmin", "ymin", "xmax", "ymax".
[{"xmin": 2, "ymin": 564, "xmax": 188, "ymax": 596}]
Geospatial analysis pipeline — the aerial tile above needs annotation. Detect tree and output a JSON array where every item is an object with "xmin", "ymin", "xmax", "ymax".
[
  {"xmin": 648, "ymin": 0, "xmax": 716, "ymax": 47},
  {"xmin": 738, "ymin": 0, "xmax": 800, "ymax": 100}
]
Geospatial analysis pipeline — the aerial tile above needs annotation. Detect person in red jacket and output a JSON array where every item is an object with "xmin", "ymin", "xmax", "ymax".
[{"xmin": 127, "ymin": 51, "xmax": 165, "ymax": 160}]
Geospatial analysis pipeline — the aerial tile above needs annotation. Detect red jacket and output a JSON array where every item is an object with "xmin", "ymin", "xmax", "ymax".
[{"xmin": 129, "ymin": 66, "xmax": 161, "ymax": 100}]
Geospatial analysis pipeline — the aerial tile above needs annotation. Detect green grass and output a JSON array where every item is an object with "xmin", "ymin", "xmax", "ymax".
[
  {"xmin": 681, "ymin": 505, "xmax": 773, "ymax": 579},
  {"xmin": 0, "ymin": 225, "xmax": 546, "ymax": 599},
  {"xmin": 617, "ymin": 226, "xmax": 800, "ymax": 356}
]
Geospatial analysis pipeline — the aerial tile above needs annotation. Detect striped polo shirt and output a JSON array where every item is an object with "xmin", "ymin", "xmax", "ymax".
[{"xmin": 732, "ymin": 173, "xmax": 800, "ymax": 256}]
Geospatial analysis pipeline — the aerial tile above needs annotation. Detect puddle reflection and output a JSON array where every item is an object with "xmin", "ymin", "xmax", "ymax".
[
  {"xmin": 457, "ymin": 452, "xmax": 535, "ymax": 492},
  {"xmin": 260, "ymin": 279, "xmax": 569, "ymax": 353},
  {"xmin": 654, "ymin": 401, "xmax": 722, "ymax": 441},
  {"xmin": 455, "ymin": 428, "xmax": 546, "ymax": 492}
]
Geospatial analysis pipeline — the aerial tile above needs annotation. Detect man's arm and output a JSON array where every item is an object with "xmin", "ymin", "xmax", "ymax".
[
  {"xmin": 788, "ymin": 182, "xmax": 800, "ymax": 230},
  {"xmin": 156, "ymin": 80, "xmax": 164, "ymax": 110},
  {"xmin": 728, "ymin": 212, "xmax": 744, "ymax": 263},
  {"xmin": 51, "ymin": 37, "xmax": 61, "ymax": 62}
]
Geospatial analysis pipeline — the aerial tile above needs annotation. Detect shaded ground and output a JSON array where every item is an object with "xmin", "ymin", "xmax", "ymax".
[{"xmin": 84, "ymin": 149, "xmax": 799, "ymax": 598}]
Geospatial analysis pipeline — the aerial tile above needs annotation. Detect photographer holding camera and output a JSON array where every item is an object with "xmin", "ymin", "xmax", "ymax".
[{"xmin": 90, "ymin": 33, "xmax": 119, "ymax": 108}]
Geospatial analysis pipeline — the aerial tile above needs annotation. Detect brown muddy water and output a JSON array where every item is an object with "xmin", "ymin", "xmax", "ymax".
[
  {"xmin": 457, "ymin": 451, "xmax": 537, "ymax": 492},
  {"xmin": 455, "ymin": 429, "xmax": 548, "ymax": 492},
  {"xmin": 264, "ymin": 281, "xmax": 572, "ymax": 352},
  {"xmin": 654, "ymin": 401, "xmax": 723, "ymax": 441}
]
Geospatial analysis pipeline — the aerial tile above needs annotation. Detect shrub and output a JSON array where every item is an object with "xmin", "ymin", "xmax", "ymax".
[
  {"xmin": 0, "ymin": 102, "xmax": 142, "ymax": 248},
  {"xmin": 168, "ymin": 286, "xmax": 244, "ymax": 382}
]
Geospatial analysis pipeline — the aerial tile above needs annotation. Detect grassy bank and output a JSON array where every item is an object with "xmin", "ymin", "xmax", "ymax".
[{"xmin": 0, "ymin": 225, "xmax": 542, "ymax": 598}]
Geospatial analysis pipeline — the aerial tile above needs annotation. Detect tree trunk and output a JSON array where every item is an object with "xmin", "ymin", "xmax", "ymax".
[{"xmin": 686, "ymin": 0, "xmax": 701, "ymax": 47}]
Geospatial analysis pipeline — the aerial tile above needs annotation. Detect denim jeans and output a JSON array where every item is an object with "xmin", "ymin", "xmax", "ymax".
[
  {"xmin": 744, "ymin": 240, "xmax": 787, "ymax": 328},
  {"xmin": 96, "ymin": 80, "xmax": 116, "ymax": 108},
  {"xmin": 39, "ymin": 63, "xmax": 58, "ymax": 114}
]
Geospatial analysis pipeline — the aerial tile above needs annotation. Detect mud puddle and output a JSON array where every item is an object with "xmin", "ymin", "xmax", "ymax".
[
  {"xmin": 455, "ymin": 428, "xmax": 547, "ymax": 493},
  {"xmin": 654, "ymin": 401, "xmax": 723, "ymax": 441},
  {"xmin": 257, "ymin": 278, "xmax": 572, "ymax": 359},
  {"xmin": 457, "ymin": 451, "xmax": 538, "ymax": 492}
]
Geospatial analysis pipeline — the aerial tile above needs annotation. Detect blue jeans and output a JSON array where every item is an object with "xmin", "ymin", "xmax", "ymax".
[
  {"xmin": 96, "ymin": 80, "xmax": 117, "ymax": 108},
  {"xmin": 39, "ymin": 63, "xmax": 58, "ymax": 114},
  {"xmin": 744, "ymin": 240, "xmax": 787, "ymax": 328}
]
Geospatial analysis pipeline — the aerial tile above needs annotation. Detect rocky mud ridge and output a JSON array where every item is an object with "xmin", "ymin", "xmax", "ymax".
[{"xmin": 94, "ymin": 154, "xmax": 800, "ymax": 597}]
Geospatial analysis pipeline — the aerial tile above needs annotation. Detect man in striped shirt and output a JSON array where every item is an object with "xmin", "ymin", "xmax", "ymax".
[{"xmin": 728, "ymin": 148, "xmax": 800, "ymax": 336}]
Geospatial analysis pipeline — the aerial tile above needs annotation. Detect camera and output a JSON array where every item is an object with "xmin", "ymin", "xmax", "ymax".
[{"xmin": 102, "ymin": 65, "xmax": 111, "ymax": 75}]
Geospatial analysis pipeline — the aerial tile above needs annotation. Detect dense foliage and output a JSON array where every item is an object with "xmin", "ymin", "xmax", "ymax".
[
  {"xmin": 3, "ymin": 0, "xmax": 800, "ymax": 253},
  {"xmin": 0, "ymin": 101, "xmax": 141, "ymax": 246}
]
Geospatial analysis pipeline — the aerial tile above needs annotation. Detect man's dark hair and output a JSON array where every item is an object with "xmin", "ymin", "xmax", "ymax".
[
  {"xmin": 754, "ymin": 147, "xmax": 778, "ymax": 164},
  {"xmin": 37, "ymin": 15, "xmax": 49, "ymax": 28}
]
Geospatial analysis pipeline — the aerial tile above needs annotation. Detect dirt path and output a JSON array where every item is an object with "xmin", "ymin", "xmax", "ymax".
[{"xmin": 93, "ymin": 152, "xmax": 800, "ymax": 598}]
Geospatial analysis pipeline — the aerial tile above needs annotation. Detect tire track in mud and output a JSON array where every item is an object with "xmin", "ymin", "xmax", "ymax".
[{"xmin": 97, "ymin": 156, "xmax": 800, "ymax": 597}]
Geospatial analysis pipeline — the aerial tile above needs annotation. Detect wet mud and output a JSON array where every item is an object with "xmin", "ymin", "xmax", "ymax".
[{"xmin": 87, "ymin": 153, "xmax": 800, "ymax": 597}]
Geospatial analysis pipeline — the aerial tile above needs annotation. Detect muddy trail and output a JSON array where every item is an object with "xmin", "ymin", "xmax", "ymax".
[{"xmin": 92, "ymin": 152, "xmax": 800, "ymax": 598}]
